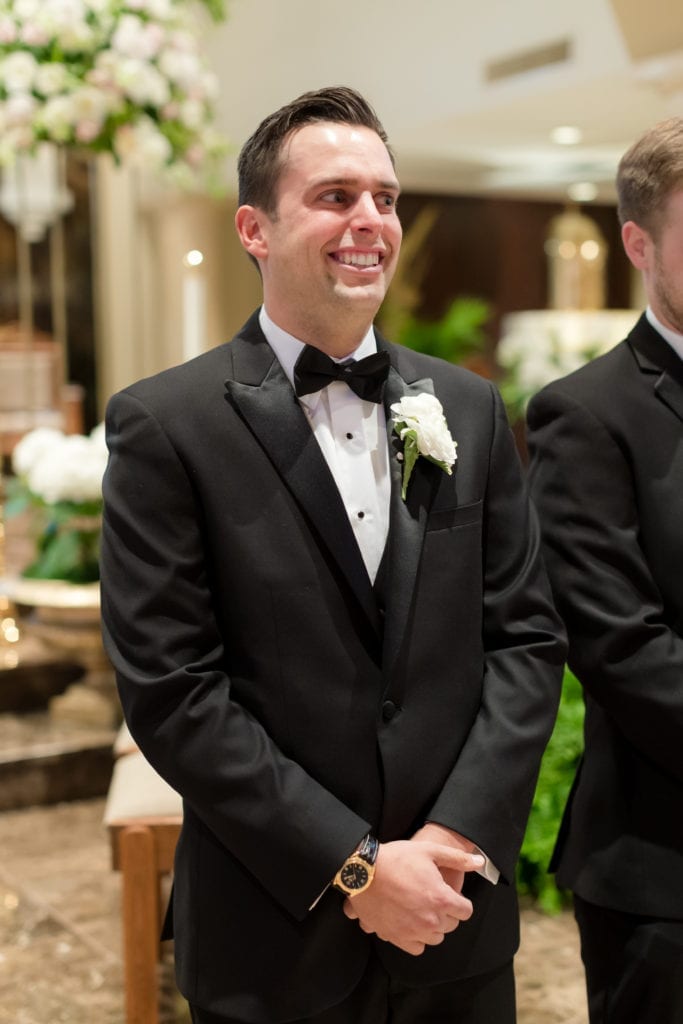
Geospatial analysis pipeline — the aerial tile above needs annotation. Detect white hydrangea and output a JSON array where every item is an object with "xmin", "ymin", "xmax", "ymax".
[
  {"xmin": 12, "ymin": 427, "xmax": 65, "ymax": 478},
  {"xmin": 111, "ymin": 13, "xmax": 165, "ymax": 61},
  {"xmin": 0, "ymin": 0, "xmax": 226, "ymax": 183},
  {"xmin": 34, "ymin": 63, "xmax": 70, "ymax": 97},
  {"xmin": 12, "ymin": 425, "xmax": 108, "ymax": 505},
  {"xmin": 1, "ymin": 50, "xmax": 37, "ymax": 92},
  {"xmin": 114, "ymin": 116, "xmax": 172, "ymax": 168}
]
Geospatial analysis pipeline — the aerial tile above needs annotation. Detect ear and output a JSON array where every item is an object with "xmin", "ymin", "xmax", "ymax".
[
  {"xmin": 235, "ymin": 205, "xmax": 269, "ymax": 261},
  {"xmin": 621, "ymin": 220, "xmax": 652, "ymax": 271}
]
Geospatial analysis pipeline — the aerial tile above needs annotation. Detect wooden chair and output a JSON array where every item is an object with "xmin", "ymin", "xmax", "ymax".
[{"xmin": 104, "ymin": 740, "xmax": 183, "ymax": 1024}]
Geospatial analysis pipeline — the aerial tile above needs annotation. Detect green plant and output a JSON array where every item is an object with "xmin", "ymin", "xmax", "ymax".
[
  {"xmin": 397, "ymin": 296, "xmax": 490, "ymax": 365},
  {"xmin": 6, "ymin": 425, "xmax": 106, "ymax": 584},
  {"xmin": 516, "ymin": 666, "xmax": 584, "ymax": 913}
]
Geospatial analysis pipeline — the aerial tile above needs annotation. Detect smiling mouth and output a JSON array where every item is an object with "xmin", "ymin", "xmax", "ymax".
[{"xmin": 332, "ymin": 251, "xmax": 382, "ymax": 268}]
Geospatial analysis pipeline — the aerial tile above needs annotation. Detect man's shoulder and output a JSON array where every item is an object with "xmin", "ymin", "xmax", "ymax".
[
  {"xmin": 112, "ymin": 311, "xmax": 264, "ymax": 410},
  {"xmin": 114, "ymin": 340, "xmax": 234, "ymax": 408}
]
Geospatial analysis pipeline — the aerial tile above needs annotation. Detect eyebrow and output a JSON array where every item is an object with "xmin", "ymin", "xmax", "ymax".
[{"xmin": 311, "ymin": 176, "xmax": 401, "ymax": 193}]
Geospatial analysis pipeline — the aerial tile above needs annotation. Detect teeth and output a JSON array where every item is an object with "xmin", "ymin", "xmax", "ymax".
[{"xmin": 337, "ymin": 252, "xmax": 380, "ymax": 267}]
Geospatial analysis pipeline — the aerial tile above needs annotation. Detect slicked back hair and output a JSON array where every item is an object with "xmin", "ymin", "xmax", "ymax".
[{"xmin": 237, "ymin": 86, "xmax": 393, "ymax": 217}]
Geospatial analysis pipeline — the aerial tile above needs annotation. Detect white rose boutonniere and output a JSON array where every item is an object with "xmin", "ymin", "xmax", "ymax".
[{"xmin": 390, "ymin": 393, "xmax": 457, "ymax": 500}]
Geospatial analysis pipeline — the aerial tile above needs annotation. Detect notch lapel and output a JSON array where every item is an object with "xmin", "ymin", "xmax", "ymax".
[
  {"xmin": 225, "ymin": 326, "xmax": 379, "ymax": 633},
  {"xmin": 655, "ymin": 373, "xmax": 683, "ymax": 424},
  {"xmin": 630, "ymin": 316, "xmax": 683, "ymax": 425}
]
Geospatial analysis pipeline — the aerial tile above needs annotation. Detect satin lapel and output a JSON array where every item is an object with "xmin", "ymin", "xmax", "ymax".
[
  {"xmin": 629, "ymin": 317, "xmax": 683, "ymax": 425},
  {"xmin": 655, "ymin": 374, "xmax": 683, "ymax": 424},
  {"xmin": 380, "ymin": 365, "xmax": 441, "ymax": 677},
  {"xmin": 225, "ymin": 336, "xmax": 379, "ymax": 633}
]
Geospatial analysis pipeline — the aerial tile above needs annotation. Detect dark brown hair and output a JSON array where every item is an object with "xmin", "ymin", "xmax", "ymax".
[
  {"xmin": 237, "ymin": 86, "xmax": 393, "ymax": 215},
  {"xmin": 617, "ymin": 117, "xmax": 683, "ymax": 237}
]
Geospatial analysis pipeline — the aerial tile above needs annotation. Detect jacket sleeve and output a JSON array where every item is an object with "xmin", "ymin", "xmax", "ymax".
[
  {"xmin": 427, "ymin": 385, "xmax": 567, "ymax": 882},
  {"xmin": 527, "ymin": 385, "xmax": 683, "ymax": 783},
  {"xmin": 100, "ymin": 389, "xmax": 369, "ymax": 921}
]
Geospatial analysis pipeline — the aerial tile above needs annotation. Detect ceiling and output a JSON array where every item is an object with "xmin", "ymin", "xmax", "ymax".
[{"xmin": 204, "ymin": 0, "xmax": 683, "ymax": 204}]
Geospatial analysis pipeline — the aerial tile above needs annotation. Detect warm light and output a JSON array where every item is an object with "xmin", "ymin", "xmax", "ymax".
[
  {"xmin": 550, "ymin": 125, "xmax": 582, "ymax": 145},
  {"xmin": 568, "ymin": 182, "xmax": 598, "ymax": 202},
  {"xmin": 183, "ymin": 249, "xmax": 204, "ymax": 268},
  {"xmin": 1, "ymin": 617, "xmax": 19, "ymax": 643},
  {"xmin": 558, "ymin": 240, "xmax": 577, "ymax": 260},
  {"xmin": 580, "ymin": 240, "xmax": 601, "ymax": 261}
]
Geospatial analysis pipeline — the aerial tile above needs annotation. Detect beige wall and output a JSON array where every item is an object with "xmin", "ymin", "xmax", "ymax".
[{"xmin": 93, "ymin": 159, "xmax": 261, "ymax": 415}]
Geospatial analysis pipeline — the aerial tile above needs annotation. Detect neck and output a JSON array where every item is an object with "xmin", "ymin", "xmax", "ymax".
[{"xmin": 264, "ymin": 304, "xmax": 374, "ymax": 359}]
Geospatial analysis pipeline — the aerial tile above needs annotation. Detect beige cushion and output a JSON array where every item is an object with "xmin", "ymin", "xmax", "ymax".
[
  {"xmin": 113, "ymin": 720, "xmax": 138, "ymax": 758},
  {"xmin": 104, "ymin": 750, "xmax": 183, "ymax": 824}
]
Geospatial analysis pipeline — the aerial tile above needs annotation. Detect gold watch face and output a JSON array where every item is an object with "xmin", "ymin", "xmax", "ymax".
[{"xmin": 339, "ymin": 858, "xmax": 369, "ymax": 892}]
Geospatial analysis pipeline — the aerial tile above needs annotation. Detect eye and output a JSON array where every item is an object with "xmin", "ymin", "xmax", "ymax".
[
  {"xmin": 320, "ymin": 189, "xmax": 347, "ymax": 205},
  {"xmin": 377, "ymin": 193, "xmax": 398, "ymax": 212}
]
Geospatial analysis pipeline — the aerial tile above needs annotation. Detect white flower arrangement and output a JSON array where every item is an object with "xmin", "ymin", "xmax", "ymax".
[
  {"xmin": 0, "ymin": 0, "xmax": 227, "ymax": 184},
  {"xmin": 7, "ymin": 423, "xmax": 108, "ymax": 581},
  {"xmin": 497, "ymin": 309, "xmax": 639, "ymax": 421},
  {"xmin": 391, "ymin": 393, "xmax": 457, "ymax": 500}
]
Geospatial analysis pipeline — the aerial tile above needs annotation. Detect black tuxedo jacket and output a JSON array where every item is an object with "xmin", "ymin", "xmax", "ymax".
[
  {"xmin": 100, "ymin": 312, "xmax": 564, "ymax": 1022},
  {"xmin": 527, "ymin": 314, "xmax": 683, "ymax": 919}
]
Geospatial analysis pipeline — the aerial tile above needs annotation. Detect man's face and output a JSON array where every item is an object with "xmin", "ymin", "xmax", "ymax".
[
  {"xmin": 643, "ymin": 189, "xmax": 683, "ymax": 334},
  {"xmin": 244, "ymin": 121, "xmax": 402, "ymax": 347}
]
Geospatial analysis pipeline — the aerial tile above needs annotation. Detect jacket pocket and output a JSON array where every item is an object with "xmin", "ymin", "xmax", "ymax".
[{"xmin": 426, "ymin": 498, "xmax": 482, "ymax": 532}]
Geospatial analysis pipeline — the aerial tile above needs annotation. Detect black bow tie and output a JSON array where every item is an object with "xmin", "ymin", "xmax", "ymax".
[{"xmin": 293, "ymin": 346, "xmax": 390, "ymax": 404}]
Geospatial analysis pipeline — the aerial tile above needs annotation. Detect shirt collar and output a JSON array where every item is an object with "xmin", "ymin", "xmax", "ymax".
[
  {"xmin": 645, "ymin": 306, "xmax": 683, "ymax": 362},
  {"xmin": 258, "ymin": 306, "xmax": 378, "ymax": 412}
]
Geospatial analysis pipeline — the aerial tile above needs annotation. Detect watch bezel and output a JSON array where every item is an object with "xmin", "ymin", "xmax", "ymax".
[{"xmin": 333, "ymin": 836, "xmax": 378, "ymax": 896}]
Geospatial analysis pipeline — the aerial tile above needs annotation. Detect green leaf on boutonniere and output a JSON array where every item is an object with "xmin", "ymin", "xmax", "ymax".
[{"xmin": 399, "ymin": 431, "xmax": 420, "ymax": 500}]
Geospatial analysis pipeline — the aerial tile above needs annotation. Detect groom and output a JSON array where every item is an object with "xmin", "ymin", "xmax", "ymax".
[{"xmin": 100, "ymin": 86, "xmax": 565, "ymax": 1023}]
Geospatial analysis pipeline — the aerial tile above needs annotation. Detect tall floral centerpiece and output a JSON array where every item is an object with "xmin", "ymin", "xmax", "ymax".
[
  {"xmin": 6, "ymin": 424, "xmax": 108, "ymax": 583},
  {"xmin": 0, "ymin": 0, "xmax": 227, "ymax": 184}
]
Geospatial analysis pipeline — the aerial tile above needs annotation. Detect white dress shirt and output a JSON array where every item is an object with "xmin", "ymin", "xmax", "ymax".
[
  {"xmin": 646, "ymin": 306, "xmax": 683, "ymax": 361},
  {"xmin": 259, "ymin": 306, "xmax": 390, "ymax": 582}
]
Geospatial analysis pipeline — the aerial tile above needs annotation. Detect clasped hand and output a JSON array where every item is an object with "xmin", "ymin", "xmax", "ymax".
[{"xmin": 342, "ymin": 830, "xmax": 484, "ymax": 957}]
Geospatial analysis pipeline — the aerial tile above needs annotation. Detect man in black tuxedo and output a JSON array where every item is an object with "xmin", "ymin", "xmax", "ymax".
[
  {"xmin": 100, "ymin": 86, "xmax": 565, "ymax": 1023},
  {"xmin": 527, "ymin": 117, "xmax": 683, "ymax": 1023}
]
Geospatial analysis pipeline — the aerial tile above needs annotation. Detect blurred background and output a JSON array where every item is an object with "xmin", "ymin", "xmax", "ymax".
[{"xmin": 2, "ymin": 1, "xmax": 682, "ymax": 1021}]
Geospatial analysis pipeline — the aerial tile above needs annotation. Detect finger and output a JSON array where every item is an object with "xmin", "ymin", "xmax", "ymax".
[
  {"xmin": 399, "ymin": 941, "xmax": 426, "ymax": 957},
  {"xmin": 431, "ymin": 845, "xmax": 484, "ymax": 873},
  {"xmin": 343, "ymin": 902, "xmax": 359, "ymax": 920}
]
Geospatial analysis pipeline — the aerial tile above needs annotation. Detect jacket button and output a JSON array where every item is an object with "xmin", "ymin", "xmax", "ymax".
[{"xmin": 382, "ymin": 700, "xmax": 398, "ymax": 722}]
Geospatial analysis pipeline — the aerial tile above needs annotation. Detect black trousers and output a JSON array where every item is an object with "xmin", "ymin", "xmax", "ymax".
[
  {"xmin": 189, "ymin": 955, "xmax": 515, "ymax": 1024},
  {"xmin": 574, "ymin": 895, "xmax": 683, "ymax": 1024}
]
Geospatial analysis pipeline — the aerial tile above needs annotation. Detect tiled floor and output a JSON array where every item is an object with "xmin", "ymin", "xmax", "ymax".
[
  {"xmin": 0, "ymin": 799, "xmax": 125, "ymax": 1024},
  {"xmin": 0, "ymin": 796, "xmax": 587, "ymax": 1024}
]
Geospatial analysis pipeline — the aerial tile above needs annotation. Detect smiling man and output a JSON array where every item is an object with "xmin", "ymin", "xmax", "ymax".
[{"xmin": 100, "ymin": 87, "xmax": 565, "ymax": 1024}]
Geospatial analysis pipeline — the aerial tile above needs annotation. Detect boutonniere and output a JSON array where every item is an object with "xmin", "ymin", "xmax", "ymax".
[{"xmin": 391, "ymin": 393, "xmax": 457, "ymax": 500}]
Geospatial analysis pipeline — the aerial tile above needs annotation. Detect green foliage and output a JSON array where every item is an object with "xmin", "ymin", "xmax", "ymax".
[
  {"xmin": 516, "ymin": 666, "xmax": 584, "ymax": 913},
  {"xmin": 396, "ymin": 296, "xmax": 490, "ymax": 365},
  {"xmin": 199, "ymin": 0, "xmax": 228, "ymax": 20},
  {"xmin": 5, "ymin": 477, "xmax": 101, "ymax": 584}
]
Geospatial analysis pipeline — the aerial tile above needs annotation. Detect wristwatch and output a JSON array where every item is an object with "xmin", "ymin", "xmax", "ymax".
[{"xmin": 333, "ymin": 834, "xmax": 379, "ymax": 896}]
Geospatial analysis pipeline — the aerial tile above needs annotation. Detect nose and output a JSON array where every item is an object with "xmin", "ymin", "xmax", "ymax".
[{"xmin": 351, "ymin": 191, "xmax": 382, "ymax": 234}]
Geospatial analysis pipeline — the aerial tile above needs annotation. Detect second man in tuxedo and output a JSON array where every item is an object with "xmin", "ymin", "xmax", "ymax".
[{"xmin": 528, "ymin": 118, "xmax": 683, "ymax": 1023}]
